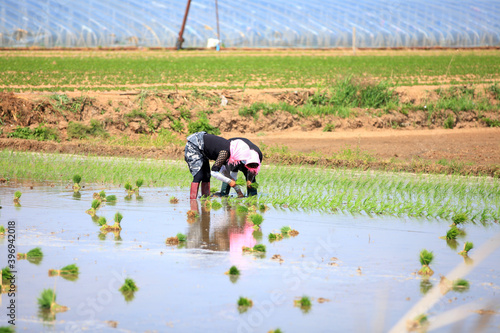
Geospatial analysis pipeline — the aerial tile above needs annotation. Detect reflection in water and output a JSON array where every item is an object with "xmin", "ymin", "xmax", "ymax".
[
  {"xmin": 186, "ymin": 200, "xmax": 257, "ymax": 266},
  {"xmin": 99, "ymin": 229, "xmax": 123, "ymax": 243},
  {"xmin": 420, "ymin": 279, "xmax": 433, "ymax": 295},
  {"xmin": 72, "ymin": 192, "xmax": 81, "ymax": 199},
  {"xmin": 446, "ymin": 239, "xmax": 459, "ymax": 251}
]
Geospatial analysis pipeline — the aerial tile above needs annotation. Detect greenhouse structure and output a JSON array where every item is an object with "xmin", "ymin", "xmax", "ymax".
[{"xmin": 1, "ymin": 0, "xmax": 499, "ymax": 48}]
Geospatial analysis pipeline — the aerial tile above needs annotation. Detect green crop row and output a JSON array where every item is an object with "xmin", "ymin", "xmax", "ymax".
[
  {"xmin": 1, "ymin": 150, "xmax": 498, "ymax": 222},
  {"xmin": 1, "ymin": 51, "xmax": 499, "ymax": 91}
]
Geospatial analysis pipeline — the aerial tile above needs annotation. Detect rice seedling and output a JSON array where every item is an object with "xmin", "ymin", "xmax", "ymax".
[
  {"xmin": 268, "ymin": 329, "xmax": 283, "ymax": 333},
  {"xmin": 441, "ymin": 227, "xmax": 460, "ymax": 240},
  {"xmin": 236, "ymin": 205, "xmax": 249, "ymax": 213},
  {"xmin": 281, "ymin": 225, "xmax": 299, "ymax": 236},
  {"xmin": 105, "ymin": 195, "xmax": 117, "ymax": 202},
  {"xmin": 97, "ymin": 216, "xmax": 107, "ymax": 226},
  {"xmin": 13, "ymin": 191, "xmax": 21, "ymax": 205},
  {"xmin": 258, "ymin": 203, "xmax": 269, "ymax": 212},
  {"xmin": 294, "ymin": 296, "xmax": 312, "ymax": 312},
  {"xmin": 1, "ymin": 267, "xmax": 13, "ymax": 282},
  {"xmin": 166, "ymin": 233, "xmax": 187, "ymax": 245},
  {"xmin": 418, "ymin": 249, "xmax": 434, "ymax": 276},
  {"xmin": 237, "ymin": 297, "xmax": 253, "ymax": 313},
  {"xmin": 86, "ymin": 199, "xmax": 101, "ymax": 216},
  {"xmin": 169, "ymin": 196, "xmax": 179, "ymax": 204},
  {"xmin": 17, "ymin": 247, "xmax": 43, "ymax": 260},
  {"xmin": 49, "ymin": 264, "xmax": 79, "ymax": 281},
  {"xmin": 119, "ymin": 278, "xmax": 138, "ymax": 292},
  {"xmin": 452, "ymin": 279, "xmax": 470, "ymax": 292},
  {"xmin": 407, "ymin": 314, "xmax": 429, "ymax": 332},
  {"xmin": 268, "ymin": 232, "xmax": 284, "ymax": 242},
  {"xmin": 249, "ymin": 213, "xmax": 263, "ymax": 229},
  {"xmin": 458, "ymin": 241, "xmax": 474, "ymax": 256},
  {"xmin": 134, "ymin": 179, "xmax": 144, "ymax": 194},
  {"xmin": 0, "ymin": 225, "xmax": 5, "ymax": 235},
  {"xmin": 99, "ymin": 190, "xmax": 106, "ymax": 199},
  {"xmin": 100, "ymin": 212, "xmax": 123, "ymax": 231},
  {"xmin": 0, "ymin": 326, "xmax": 15, "ymax": 333},
  {"xmin": 124, "ymin": 182, "xmax": 135, "ymax": 195},
  {"xmin": 451, "ymin": 212, "xmax": 468, "ymax": 226},
  {"xmin": 72, "ymin": 174, "xmax": 82, "ymax": 192},
  {"xmin": 211, "ymin": 200, "xmax": 222, "ymax": 210},
  {"xmin": 225, "ymin": 265, "xmax": 240, "ymax": 276},
  {"xmin": 243, "ymin": 244, "xmax": 266, "ymax": 254},
  {"xmin": 187, "ymin": 210, "xmax": 199, "ymax": 218},
  {"xmin": 37, "ymin": 288, "xmax": 67, "ymax": 312},
  {"xmin": 281, "ymin": 226, "xmax": 292, "ymax": 234}
]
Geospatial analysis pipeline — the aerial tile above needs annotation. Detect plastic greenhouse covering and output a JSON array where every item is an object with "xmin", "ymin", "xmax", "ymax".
[{"xmin": 1, "ymin": 0, "xmax": 499, "ymax": 48}]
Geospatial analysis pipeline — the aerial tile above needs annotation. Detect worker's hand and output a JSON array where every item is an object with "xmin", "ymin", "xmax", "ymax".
[
  {"xmin": 229, "ymin": 180, "xmax": 236, "ymax": 187},
  {"xmin": 247, "ymin": 180, "xmax": 252, "ymax": 187}
]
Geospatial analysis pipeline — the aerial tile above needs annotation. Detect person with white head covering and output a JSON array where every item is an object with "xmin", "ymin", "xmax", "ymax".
[
  {"xmin": 184, "ymin": 132, "xmax": 255, "ymax": 199},
  {"xmin": 214, "ymin": 137, "xmax": 262, "ymax": 197}
]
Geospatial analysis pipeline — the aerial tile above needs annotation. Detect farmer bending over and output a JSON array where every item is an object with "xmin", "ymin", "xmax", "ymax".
[{"xmin": 184, "ymin": 132, "xmax": 259, "ymax": 199}]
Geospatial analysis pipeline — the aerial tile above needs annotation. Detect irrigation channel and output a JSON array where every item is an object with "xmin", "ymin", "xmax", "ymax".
[{"xmin": 0, "ymin": 178, "xmax": 499, "ymax": 332}]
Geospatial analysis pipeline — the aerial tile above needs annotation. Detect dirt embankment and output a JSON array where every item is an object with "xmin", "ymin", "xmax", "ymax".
[{"xmin": 1, "ymin": 88, "xmax": 499, "ymax": 176}]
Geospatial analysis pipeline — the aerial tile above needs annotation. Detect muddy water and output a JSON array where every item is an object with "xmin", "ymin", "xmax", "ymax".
[{"xmin": 1, "ymin": 183, "xmax": 499, "ymax": 332}]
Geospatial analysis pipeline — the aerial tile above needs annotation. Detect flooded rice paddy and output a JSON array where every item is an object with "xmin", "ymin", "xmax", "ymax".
[{"xmin": 1, "ymin": 182, "xmax": 499, "ymax": 332}]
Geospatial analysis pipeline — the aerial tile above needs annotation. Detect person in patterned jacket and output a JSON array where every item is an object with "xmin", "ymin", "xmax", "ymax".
[{"xmin": 184, "ymin": 132, "xmax": 261, "ymax": 199}]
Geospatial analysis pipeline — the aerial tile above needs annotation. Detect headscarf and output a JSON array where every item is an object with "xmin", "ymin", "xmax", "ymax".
[
  {"xmin": 228, "ymin": 139, "xmax": 251, "ymax": 165},
  {"xmin": 244, "ymin": 150, "xmax": 261, "ymax": 175}
]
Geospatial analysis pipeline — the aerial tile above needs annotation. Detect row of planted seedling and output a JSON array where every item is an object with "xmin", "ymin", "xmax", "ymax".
[
  {"xmin": 259, "ymin": 166, "xmax": 500, "ymax": 221},
  {"xmin": 4, "ymin": 150, "xmax": 499, "ymax": 222}
]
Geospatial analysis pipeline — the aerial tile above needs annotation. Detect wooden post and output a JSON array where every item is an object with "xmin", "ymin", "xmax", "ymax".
[{"xmin": 176, "ymin": 0, "xmax": 192, "ymax": 50}]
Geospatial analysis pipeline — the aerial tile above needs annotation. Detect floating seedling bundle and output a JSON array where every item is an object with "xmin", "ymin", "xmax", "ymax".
[
  {"xmin": 237, "ymin": 297, "xmax": 253, "ymax": 313},
  {"xmin": 169, "ymin": 196, "xmax": 179, "ymax": 204},
  {"xmin": 119, "ymin": 278, "xmax": 138, "ymax": 302},
  {"xmin": 13, "ymin": 191, "xmax": 21, "ymax": 205},
  {"xmin": 249, "ymin": 213, "xmax": 263, "ymax": 230},
  {"xmin": 452, "ymin": 278, "xmax": 470, "ymax": 293},
  {"xmin": 294, "ymin": 296, "xmax": 312, "ymax": 313},
  {"xmin": 37, "ymin": 288, "xmax": 68, "ymax": 313},
  {"xmin": 458, "ymin": 241, "xmax": 474, "ymax": 256},
  {"xmin": 0, "ymin": 225, "xmax": 5, "ymax": 235},
  {"xmin": 100, "ymin": 212, "xmax": 123, "ymax": 231},
  {"xmin": 72, "ymin": 174, "xmax": 82, "ymax": 192},
  {"xmin": 124, "ymin": 182, "xmax": 135, "ymax": 196},
  {"xmin": 406, "ymin": 314, "xmax": 429, "ymax": 332},
  {"xmin": 242, "ymin": 244, "xmax": 266, "ymax": 253},
  {"xmin": 134, "ymin": 179, "xmax": 144, "ymax": 195},
  {"xmin": 418, "ymin": 249, "xmax": 434, "ymax": 276},
  {"xmin": 49, "ymin": 264, "xmax": 79, "ymax": 281},
  {"xmin": 17, "ymin": 247, "xmax": 43, "ymax": 261},
  {"xmin": 227, "ymin": 266, "xmax": 240, "ymax": 275},
  {"xmin": 281, "ymin": 225, "xmax": 299, "ymax": 237},
  {"xmin": 86, "ymin": 199, "xmax": 101, "ymax": 216},
  {"xmin": 268, "ymin": 232, "xmax": 284, "ymax": 241},
  {"xmin": 166, "ymin": 233, "xmax": 187, "ymax": 246}
]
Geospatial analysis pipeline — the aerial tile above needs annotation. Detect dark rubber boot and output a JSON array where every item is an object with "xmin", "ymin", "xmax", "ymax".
[
  {"xmin": 190, "ymin": 182, "xmax": 199, "ymax": 199},
  {"xmin": 219, "ymin": 182, "xmax": 230, "ymax": 197},
  {"xmin": 247, "ymin": 185, "xmax": 258, "ymax": 197},
  {"xmin": 201, "ymin": 182, "xmax": 210, "ymax": 197}
]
